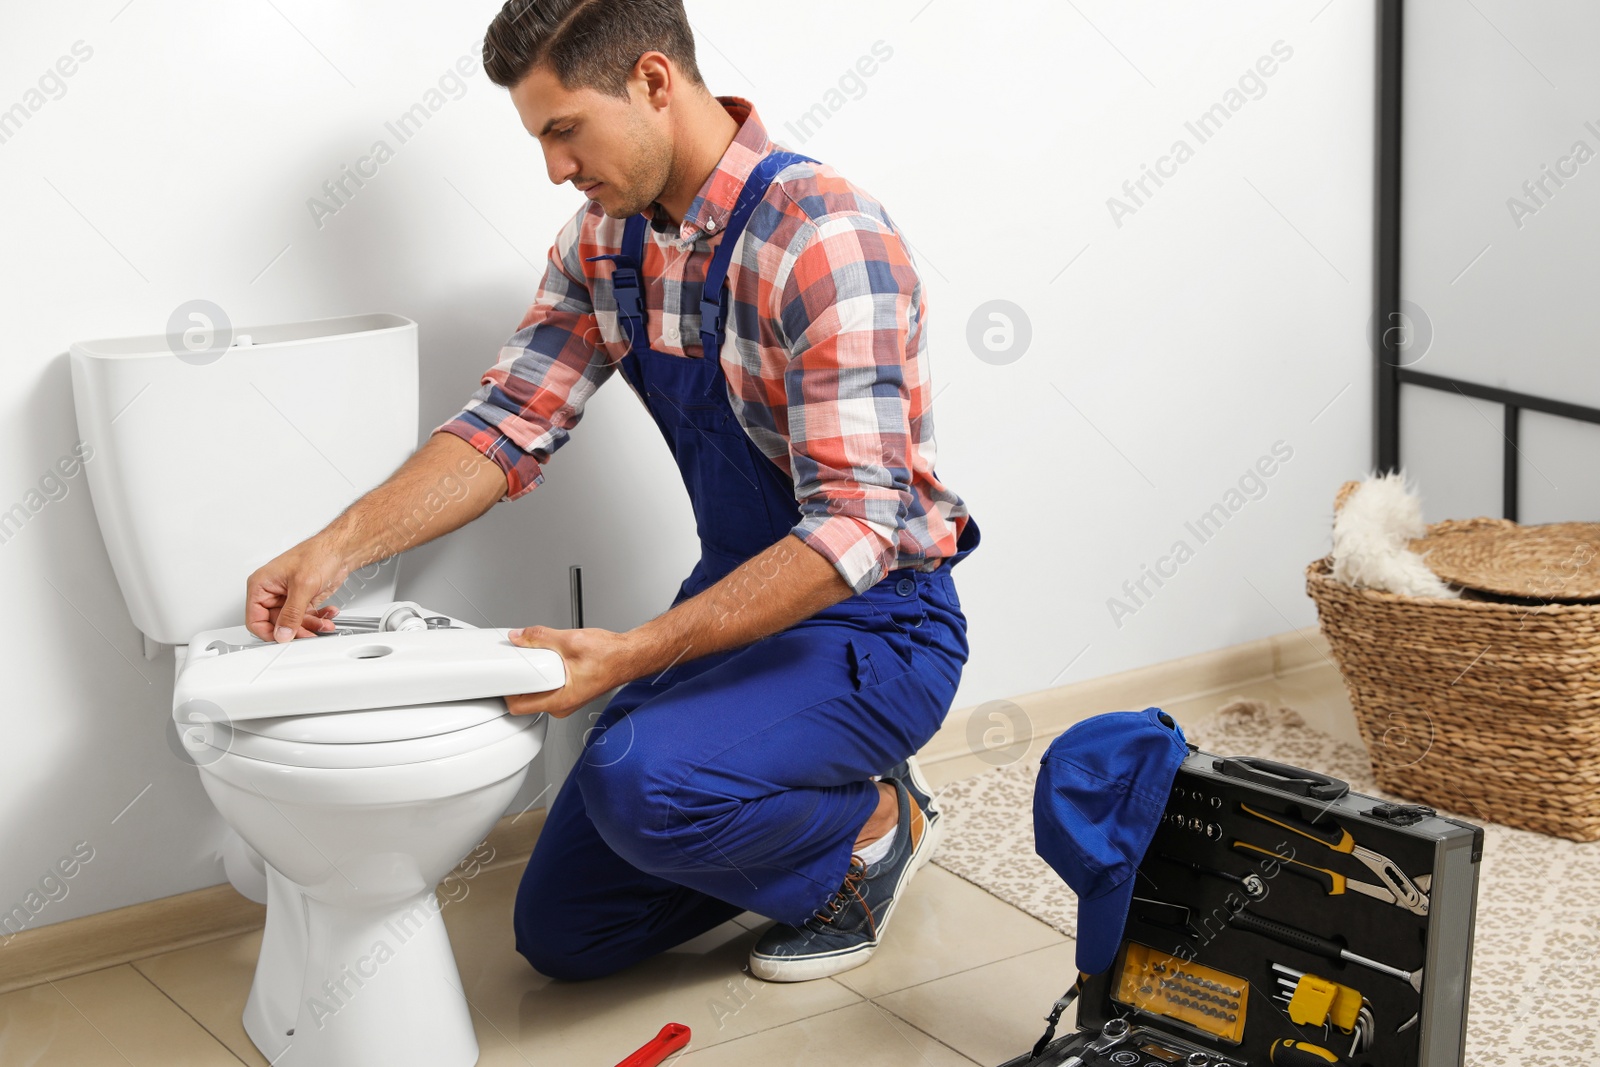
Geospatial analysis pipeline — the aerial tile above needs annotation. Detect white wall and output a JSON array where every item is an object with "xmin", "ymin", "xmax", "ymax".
[
  {"xmin": 1398, "ymin": 0, "xmax": 1600, "ymax": 524},
  {"xmin": 0, "ymin": 0, "xmax": 1377, "ymax": 929}
]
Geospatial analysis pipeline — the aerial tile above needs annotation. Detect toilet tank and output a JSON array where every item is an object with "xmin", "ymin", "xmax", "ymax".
[{"xmin": 70, "ymin": 313, "xmax": 420, "ymax": 647}]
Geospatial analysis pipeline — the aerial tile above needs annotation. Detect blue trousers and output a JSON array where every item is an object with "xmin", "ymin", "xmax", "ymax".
[{"xmin": 512, "ymin": 563, "xmax": 969, "ymax": 981}]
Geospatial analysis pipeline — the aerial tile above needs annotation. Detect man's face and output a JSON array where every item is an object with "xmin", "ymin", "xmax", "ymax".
[{"xmin": 510, "ymin": 63, "xmax": 673, "ymax": 220}]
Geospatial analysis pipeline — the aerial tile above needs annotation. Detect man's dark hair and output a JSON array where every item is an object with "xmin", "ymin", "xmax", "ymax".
[{"xmin": 483, "ymin": 0, "xmax": 705, "ymax": 98}]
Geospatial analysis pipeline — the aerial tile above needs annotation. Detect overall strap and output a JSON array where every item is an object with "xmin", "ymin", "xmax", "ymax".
[
  {"xmin": 584, "ymin": 214, "xmax": 652, "ymax": 356},
  {"xmin": 582, "ymin": 150, "xmax": 818, "ymax": 361},
  {"xmin": 697, "ymin": 150, "xmax": 816, "ymax": 363}
]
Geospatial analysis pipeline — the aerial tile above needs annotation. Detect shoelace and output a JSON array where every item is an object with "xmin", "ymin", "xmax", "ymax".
[{"xmin": 804, "ymin": 857, "xmax": 876, "ymax": 937}]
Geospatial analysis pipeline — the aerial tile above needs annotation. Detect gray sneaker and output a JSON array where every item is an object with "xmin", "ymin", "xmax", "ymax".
[{"xmin": 748, "ymin": 777, "xmax": 935, "ymax": 982}]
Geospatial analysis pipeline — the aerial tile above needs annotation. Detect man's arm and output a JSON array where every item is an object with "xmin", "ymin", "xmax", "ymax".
[
  {"xmin": 625, "ymin": 534, "xmax": 853, "ymax": 674},
  {"xmin": 246, "ymin": 203, "xmax": 608, "ymax": 643},
  {"xmin": 245, "ymin": 434, "xmax": 507, "ymax": 642},
  {"xmin": 505, "ymin": 533, "xmax": 854, "ymax": 717},
  {"xmin": 435, "ymin": 203, "xmax": 613, "ymax": 500},
  {"xmin": 321, "ymin": 433, "xmax": 510, "ymax": 567}
]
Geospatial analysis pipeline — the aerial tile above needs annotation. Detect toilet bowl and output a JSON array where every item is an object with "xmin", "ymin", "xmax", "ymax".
[
  {"xmin": 70, "ymin": 315, "xmax": 569, "ymax": 1067},
  {"xmin": 174, "ymin": 610, "xmax": 564, "ymax": 1067}
]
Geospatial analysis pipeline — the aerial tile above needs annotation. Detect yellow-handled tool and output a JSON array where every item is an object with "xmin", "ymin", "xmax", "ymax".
[
  {"xmin": 1240, "ymin": 802, "xmax": 1430, "ymax": 915},
  {"xmin": 1270, "ymin": 1038, "xmax": 1349, "ymax": 1065},
  {"xmin": 1271, "ymin": 963, "xmax": 1373, "ymax": 1057},
  {"xmin": 1232, "ymin": 840, "xmax": 1392, "ymax": 905}
]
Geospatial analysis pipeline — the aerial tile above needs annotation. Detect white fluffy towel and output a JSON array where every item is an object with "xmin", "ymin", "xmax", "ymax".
[{"xmin": 1331, "ymin": 472, "xmax": 1461, "ymax": 598}]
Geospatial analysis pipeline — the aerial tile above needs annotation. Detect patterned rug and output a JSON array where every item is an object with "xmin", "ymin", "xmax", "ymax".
[{"xmin": 928, "ymin": 699, "xmax": 1600, "ymax": 1065}]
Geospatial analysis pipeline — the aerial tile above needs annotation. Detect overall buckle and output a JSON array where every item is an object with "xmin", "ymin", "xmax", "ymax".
[
  {"xmin": 699, "ymin": 290, "xmax": 727, "ymax": 354},
  {"xmin": 587, "ymin": 253, "xmax": 646, "ymax": 347}
]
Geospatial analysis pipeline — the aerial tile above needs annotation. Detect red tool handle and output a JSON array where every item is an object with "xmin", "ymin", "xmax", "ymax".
[{"xmin": 614, "ymin": 1022, "xmax": 691, "ymax": 1067}]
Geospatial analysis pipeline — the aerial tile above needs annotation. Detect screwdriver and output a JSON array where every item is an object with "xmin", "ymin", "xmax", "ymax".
[
  {"xmin": 1270, "ymin": 1038, "xmax": 1349, "ymax": 1065},
  {"xmin": 1228, "ymin": 910, "xmax": 1423, "ymax": 993}
]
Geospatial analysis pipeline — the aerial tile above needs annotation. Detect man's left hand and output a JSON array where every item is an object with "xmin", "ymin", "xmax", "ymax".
[{"xmin": 505, "ymin": 625, "xmax": 636, "ymax": 718}]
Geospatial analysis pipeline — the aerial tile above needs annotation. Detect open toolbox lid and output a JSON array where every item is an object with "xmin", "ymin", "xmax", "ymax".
[{"xmin": 174, "ymin": 608, "xmax": 566, "ymax": 722}]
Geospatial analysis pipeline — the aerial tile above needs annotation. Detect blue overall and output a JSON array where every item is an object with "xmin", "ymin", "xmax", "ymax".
[{"xmin": 512, "ymin": 151, "xmax": 981, "ymax": 981}]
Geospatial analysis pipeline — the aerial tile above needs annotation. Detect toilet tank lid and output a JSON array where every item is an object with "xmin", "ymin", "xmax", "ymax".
[
  {"xmin": 71, "ymin": 312, "xmax": 415, "ymax": 360},
  {"xmin": 173, "ymin": 621, "xmax": 566, "ymax": 722}
]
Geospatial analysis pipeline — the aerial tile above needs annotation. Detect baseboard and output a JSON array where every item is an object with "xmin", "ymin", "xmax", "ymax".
[
  {"xmin": 916, "ymin": 624, "xmax": 1332, "ymax": 768},
  {"xmin": 0, "ymin": 805, "xmax": 549, "ymax": 996},
  {"xmin": 0, "ymin": 626, "xmax": 1328, "ymax": 996}
]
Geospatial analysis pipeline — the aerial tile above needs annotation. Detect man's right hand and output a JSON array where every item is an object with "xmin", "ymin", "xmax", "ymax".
[
  {"xmin": 245, "ymin": 539, "xmax": 351, "ymax": 643},
  {"xmin": 240, "ymin": 433, "xmax": 512, "ymax": 644}
]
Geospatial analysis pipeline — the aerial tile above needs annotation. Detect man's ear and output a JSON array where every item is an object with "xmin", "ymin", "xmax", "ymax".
[{"xmin": 634, "ymin": 51, "xmax": 674, "ymax": 108}]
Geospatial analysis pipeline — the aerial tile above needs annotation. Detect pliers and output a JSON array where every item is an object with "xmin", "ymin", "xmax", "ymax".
[{"xmin": 1234, "ymin": 803, "xmax": 1431, "ymax": 916}]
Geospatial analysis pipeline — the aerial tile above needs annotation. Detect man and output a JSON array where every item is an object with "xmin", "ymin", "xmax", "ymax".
[{"xmin": 245, "ymin": 0, "xmax": 979, "ymax": 983}]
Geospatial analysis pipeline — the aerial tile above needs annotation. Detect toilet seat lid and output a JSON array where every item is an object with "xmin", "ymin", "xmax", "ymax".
[
  {"xmin": 174, "ymin": 615, "xmax": 565, "ymax": 723},
  {"xmin": 227, "ymin": 700, "xmax": 508, "ymax": 744}
]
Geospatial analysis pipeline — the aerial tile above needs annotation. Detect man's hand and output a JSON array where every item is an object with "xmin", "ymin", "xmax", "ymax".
[
  {"xmin": 505, "ymin": 625, "xmax": 639, "ymax": 718},
  {"xmin": 502, "ymin": 536, "xmax": 855, "ymax": 717},
  {"xmin": 245, "ymin": 539, "xmax": 348, "ymax": 642},
  {"xmin": 241, "ymin": 434, "xmax": 509, "ymax": 643}
]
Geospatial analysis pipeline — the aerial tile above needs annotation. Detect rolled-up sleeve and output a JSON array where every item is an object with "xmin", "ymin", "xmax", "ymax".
[
  {"xmin": 432, "ymin": 205, "xmax": 614, "ymax": 501},
  {"xmin": 775, "ymin": 213, "xmax": 919, "ymax": 595}
]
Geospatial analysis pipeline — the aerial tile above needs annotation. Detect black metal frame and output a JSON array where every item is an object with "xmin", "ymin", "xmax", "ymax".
[{"xmin": 1373, "ymin": 0, "xmax": 1600, "ymax": 522}]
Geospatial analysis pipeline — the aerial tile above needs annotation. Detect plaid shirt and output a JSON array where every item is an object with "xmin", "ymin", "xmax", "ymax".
[{"xmin": 434, "ymin": 96, "xmax": 971, "ymax": 596}]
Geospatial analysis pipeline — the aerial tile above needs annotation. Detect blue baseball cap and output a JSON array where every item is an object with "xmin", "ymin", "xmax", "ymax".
[{"xmin": 1032, "ymin": 707, "xmax": 1190, "ymax": 975}]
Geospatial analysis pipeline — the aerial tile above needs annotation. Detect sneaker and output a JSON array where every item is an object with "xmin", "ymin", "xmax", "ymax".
[
  {"xmin": 748, "ymin": 777, "xmax": 933, "ymax": 982},
  {"xmin": 879, "ymin": 754, "xmax": 942, "ymax": 868}
]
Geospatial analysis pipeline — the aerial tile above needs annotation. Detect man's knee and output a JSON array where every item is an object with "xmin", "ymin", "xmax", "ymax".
[
  {"xmin": 513, "ymin": 866, "xmax": 628, "ymax": 982},
  {"xmin": 575, "ymin": 748, "xmax": 733, "ymax": 873},
  {"xmin": 576, "ymin": 755, "xmax": 671, "ymax": 866},
  {"xmin": 518, "ymin": 927, "xmax": 630, "ymax": 979}
]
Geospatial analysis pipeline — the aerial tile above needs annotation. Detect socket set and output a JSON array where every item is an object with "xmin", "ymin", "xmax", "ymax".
[{"xmin": 1001, "ymin": 1017, "xmax": 1246, "ymax": 1067}]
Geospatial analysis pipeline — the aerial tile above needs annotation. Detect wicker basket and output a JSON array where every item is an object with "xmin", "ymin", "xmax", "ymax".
[{"xmin": 1305, "ymin": 482, "xmax": 1600, "ymax": 841}]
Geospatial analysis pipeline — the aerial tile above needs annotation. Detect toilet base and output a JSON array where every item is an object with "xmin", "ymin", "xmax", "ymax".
[
  {"xmin": 244, "ymin": 875, "xmax": 479, "ymax": 1067},
  {"xmin": 242, "ymin": 865, "xmax": 305, "ymax": 1060}
]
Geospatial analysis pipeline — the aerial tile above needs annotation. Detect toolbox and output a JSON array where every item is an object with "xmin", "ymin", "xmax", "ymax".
[{"xmin": 999, "ymin": 744, "xmax": 1483, "ymax": 1067}]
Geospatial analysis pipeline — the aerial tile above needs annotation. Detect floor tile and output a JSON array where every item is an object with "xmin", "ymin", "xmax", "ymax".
[
  {"xmin": 135, "ymin": 864, "xmax": 861, "ymax": 1067},
  {"xmin": 676, "ymin": 1000, "xmax": 979, "ymax": 1065},
  {"xmin": 133, "ymin": 930, "xmax": 269, "ymax": 1066},
  {"xmin": 877, "ymin": 941, "xmax": 1082, "ymax": 1067},
  {"xmin": 825, "ymin": 865, "xmax": 1065, "ymax": 999},
  {"xmin": 729, "ymin": 910, "xmax": 764, "ymax": 931},
  {"xmin": 440, "ymin": 864, "xmax": 862, "ymax": 1064},
  {"xmin": 0, "ymin": 964, "xmax": 241, "ymax": 1066}
]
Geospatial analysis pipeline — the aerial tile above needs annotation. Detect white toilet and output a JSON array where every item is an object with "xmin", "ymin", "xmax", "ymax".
[{"xmin": 70, "ymin": 314, "xmax": 565, "ymax": 1067}]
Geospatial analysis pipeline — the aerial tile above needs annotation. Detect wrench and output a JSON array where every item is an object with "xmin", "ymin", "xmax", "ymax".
[
  {"xmin": 1063, "ymin": 1017, "xmax": 1131, "ymax": 1067},
  {"xmin": 613, "ymin": 1022, "xmax": 691, "ymax": 1067}
]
